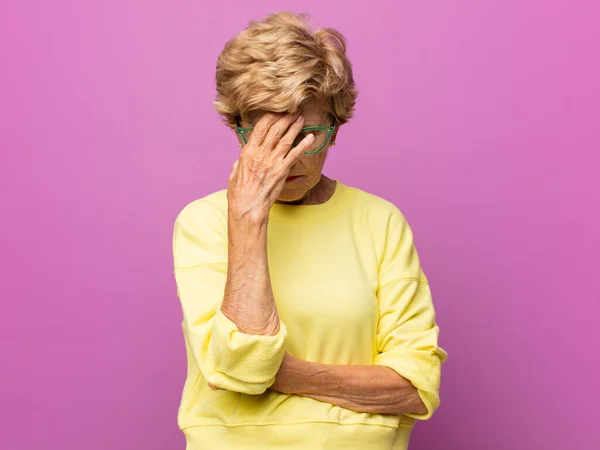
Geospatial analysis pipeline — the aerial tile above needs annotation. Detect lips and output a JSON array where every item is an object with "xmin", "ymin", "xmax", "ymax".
[{"xmin": 285, "ymin": 176, "xmax": 301, "ymax": 182}]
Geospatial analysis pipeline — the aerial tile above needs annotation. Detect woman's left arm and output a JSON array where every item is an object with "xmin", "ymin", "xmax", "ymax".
[
  {"xmin": 271, "ymin": 353, "xmax": 428, "ymax": 415},
  {"xmin": 272, "ymin": 276, "xmax": 447, "ymax": 418},
  {"xmin": 272, "ymin": 207, "xmax": 448, "ymax": 419}
]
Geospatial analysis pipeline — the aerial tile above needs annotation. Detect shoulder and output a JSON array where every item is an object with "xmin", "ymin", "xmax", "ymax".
[
  {"xmin": 343, "ymin": 183, "xmax": 409, "ymax": 228},
  {"xmin": 344, "ymin": 186, "xmax": 425, "ymax": 280},
  {"xmin": 174, "ymin": 189, "xmax": 228, "ymax": 229},
  {"xmin": 172, "ymin": 189, "xmax": 228, "ymax": 269}
]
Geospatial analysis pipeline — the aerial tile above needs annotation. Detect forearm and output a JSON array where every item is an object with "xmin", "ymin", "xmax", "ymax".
[
  {"xmin": 273, "ymin": 355, "xmax": 427, "ymax": 415},
  {"xmin": 221, "ymin": 212, "xmax": 280, "ymax": 336}
]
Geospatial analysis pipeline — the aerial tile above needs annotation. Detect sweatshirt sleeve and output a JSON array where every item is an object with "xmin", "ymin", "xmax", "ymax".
[
  {"xmin": 373, "ymin": 206, "xmax": 448, "ymax": 420},
  {"xmin": 172, "ymin": 198, "xmax": 287, "ymax": 395}
]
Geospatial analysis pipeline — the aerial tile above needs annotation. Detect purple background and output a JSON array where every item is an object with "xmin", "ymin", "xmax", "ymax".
[{"xmin": 1, "ymin": 1, "xmax": 598, "ymax": 449}]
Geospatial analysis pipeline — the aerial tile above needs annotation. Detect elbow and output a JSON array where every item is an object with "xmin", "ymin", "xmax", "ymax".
[
  {"xmin": 209, "ymin": 308, "xmax": 287, "ymax": 388},
  {"xmin": 182, "ymin": 313, "xmax": 285, "ymax": 395},
  {"xmin": 210, "ymin": 330, "xmax": 286, "ymax": 385}
]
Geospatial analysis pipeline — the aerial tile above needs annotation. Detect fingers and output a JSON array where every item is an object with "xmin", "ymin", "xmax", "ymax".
[
  {"xmin": 273, "ymin": 115, "xmax": 305, "ymax": 157},
  {"xmin": 261, "ymin": 114, "xmax": 299, "ymax": 151},
  {"xmin": 281, "ymin": 133, "xmax": 314, "ymax": 170},
  {"xmin": 248, "ymin": 113, "xmax": 285, "ymax": 147},
  {"xmin": 236, "ymin": 111, "xmax": 312, "ymax": 188}
]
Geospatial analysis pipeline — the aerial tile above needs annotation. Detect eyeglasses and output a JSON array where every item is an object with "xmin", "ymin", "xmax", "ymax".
[{"xmin": 236, "ymin": 119, "xmax": 336, "ymax": 155}]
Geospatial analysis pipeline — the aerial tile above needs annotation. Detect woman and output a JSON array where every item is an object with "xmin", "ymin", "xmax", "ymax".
[{"xmin": 172, "ymin": 11, "xmax": 447, "ymax": 450}]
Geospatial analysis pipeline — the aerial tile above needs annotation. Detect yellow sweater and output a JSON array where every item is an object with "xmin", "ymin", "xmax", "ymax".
[{"xmin": 172, "ymin": 180, "xmax": 447, "ymax": 450}]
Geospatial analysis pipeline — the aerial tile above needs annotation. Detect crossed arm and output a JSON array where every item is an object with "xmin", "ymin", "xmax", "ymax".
[
  {"xmin": 269, "ymin": 353, "xmax": 427, "ymax": 416},
  {"xmin": 209, "ymin": 352, "xmax": 427, "ymax": 416}
]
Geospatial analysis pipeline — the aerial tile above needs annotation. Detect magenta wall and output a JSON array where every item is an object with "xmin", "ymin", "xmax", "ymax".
[{"xmin": 1, "ymin": 1, "xmax": 598, "ymax": 449}]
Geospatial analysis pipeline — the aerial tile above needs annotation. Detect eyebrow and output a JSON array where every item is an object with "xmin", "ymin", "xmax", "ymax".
[{"xmin": 246, "ymin": 121, "xmax": 323, "ymax": 128}]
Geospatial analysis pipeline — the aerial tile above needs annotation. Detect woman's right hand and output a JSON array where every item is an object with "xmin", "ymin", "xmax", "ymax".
[{"xmin": 227, "ymin": 112, "xmax": 315, "ymax": 222}]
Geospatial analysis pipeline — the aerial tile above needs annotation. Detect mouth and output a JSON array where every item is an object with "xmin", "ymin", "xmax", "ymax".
[{"xmin": 285, "ymin": 176, "xmax": 302, "ymax": 183}]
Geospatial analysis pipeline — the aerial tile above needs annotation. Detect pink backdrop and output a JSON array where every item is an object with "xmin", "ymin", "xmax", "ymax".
[{"xmin": 1, "ymin": 1, "xmax": 598, "ymax": 449}]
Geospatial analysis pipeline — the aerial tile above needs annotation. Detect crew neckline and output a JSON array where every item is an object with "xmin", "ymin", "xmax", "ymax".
[{"xmin": 269, "ymin": 179, "xmax": 355, "ymax": 224}]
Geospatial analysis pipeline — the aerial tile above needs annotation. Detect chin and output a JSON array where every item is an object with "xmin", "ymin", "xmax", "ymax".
[
  {"xmin": 277, "ymin": 192, "xmax": 306, "ymax": 203},
  {"xmin": 277, "ymin": 186, "xmax": 310, "ymax": 203}
]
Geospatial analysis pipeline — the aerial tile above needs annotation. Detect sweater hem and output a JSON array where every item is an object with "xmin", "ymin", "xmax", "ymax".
[
  {"xmin": 179, "ymin": 419, "xmax": 400, "ymax": 430},
  {"xmin": 181, "ymin": 421, "xmax": 412, "ymax": 450}
]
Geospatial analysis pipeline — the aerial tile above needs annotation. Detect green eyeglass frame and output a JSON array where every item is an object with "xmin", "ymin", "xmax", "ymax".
[{"xmin": 236, "ymin": 119, "xmax": 336, "ymax": 155}]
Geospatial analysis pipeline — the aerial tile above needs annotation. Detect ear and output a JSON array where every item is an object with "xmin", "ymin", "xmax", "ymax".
[{"xmin": 330, "ymin": 131, "xmax": 338, "ymax": 146}]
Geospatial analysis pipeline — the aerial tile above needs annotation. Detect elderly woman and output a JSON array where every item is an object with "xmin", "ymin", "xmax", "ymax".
[{"xmin": 172, "ymin": 11, "xmax": 447, "ymax": 450}]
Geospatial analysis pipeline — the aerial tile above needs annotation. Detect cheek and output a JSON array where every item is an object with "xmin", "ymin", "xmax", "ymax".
[
  {"xmin": 312, "ymin": 154, "xmax": 327, "ymax": 173},
  {"xmin": 290, "ymin": 153, "xmax": 327, "ymax": 183},
  {"xmin": 299, "ymin": 153, "xmax": 327, "ymax": 172}
]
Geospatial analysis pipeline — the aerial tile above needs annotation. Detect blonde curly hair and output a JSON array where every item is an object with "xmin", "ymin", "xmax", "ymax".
[{"xmin": 213, "ymin": 11, "xmax": 358, "ymax": 130}]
